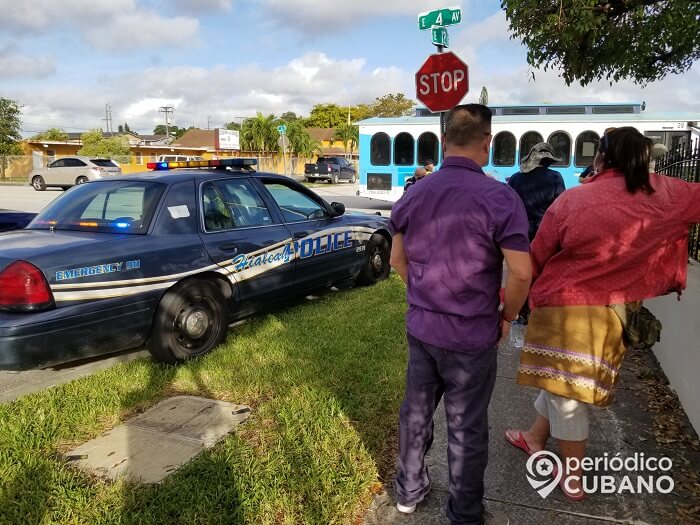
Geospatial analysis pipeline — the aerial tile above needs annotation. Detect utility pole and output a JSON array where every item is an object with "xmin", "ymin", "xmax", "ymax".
[
  {"xmin": 159, "ymin": 106, "xmax": 174, "ymax": 143},
  {"xmin": 103, "ymin": 103, "xmax": 113, "ymax": 133},
  {"xmin": 207, "ymin": 115, "xmax": 212, "ymax": 130}
]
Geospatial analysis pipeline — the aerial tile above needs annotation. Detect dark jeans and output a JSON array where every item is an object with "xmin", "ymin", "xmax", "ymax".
[{"xmin": 394, "ymin": 333, "xmax": 498, "ymax": 525}]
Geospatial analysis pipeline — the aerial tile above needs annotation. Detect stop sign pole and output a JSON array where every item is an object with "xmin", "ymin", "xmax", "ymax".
[{"xmin": 416, "ymin": 7, "xmax": 466, "ymax": 135}]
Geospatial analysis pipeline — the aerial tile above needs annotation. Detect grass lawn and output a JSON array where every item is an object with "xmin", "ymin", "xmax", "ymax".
[{"xmin": 0, "ymin": 275, "xmax": 408, "ymax": 525}]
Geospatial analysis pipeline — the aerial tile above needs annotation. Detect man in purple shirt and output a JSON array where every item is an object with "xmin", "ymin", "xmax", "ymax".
[{"xmin": 389, "ymin": 104, "xmax": 532, "ymax": 525}]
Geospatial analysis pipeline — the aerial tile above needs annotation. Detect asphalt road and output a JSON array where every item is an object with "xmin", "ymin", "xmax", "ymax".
[{"xmin": 0, "ymin": 180, "xmax": 393, "ymax": 402}]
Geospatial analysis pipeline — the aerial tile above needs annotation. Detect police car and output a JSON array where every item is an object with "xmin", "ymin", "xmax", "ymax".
[{"xmin": 0, "ymin": 159, "xmax": 391, "ymax": 369}]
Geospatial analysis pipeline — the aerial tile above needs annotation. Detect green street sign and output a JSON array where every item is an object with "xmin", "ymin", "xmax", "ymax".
[
  {"xmin": 431, "ymin": 27, "xmax": 449, "ymax": 48},
  {"xmin": 418, "ymin": 6, "xmax": 462, "ymax": 31}
]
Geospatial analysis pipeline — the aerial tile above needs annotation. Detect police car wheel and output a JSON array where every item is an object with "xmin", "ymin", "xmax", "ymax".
[
  {"xmin": 148, "ymin": 279, "xmax": 229, "ymax": 364},
  {"xmin": 355, "ymin": 234, "xmax": 390, "ymax": 286}
]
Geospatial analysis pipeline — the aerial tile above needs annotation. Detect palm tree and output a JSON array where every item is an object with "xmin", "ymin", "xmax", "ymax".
[
  {"xmin": 333, "ymin": 123, "xmax": 359, "ymax": 156},
  {"xmin": 286, "ymin": 121, "xmax": 322, "ymax": 160},
  {"xmin": 240, "ymin": 112, "xmax": 278, "ymax": 154}
]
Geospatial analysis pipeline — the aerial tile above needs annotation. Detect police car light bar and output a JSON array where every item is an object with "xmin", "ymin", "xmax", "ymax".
[{"xmin": 146, "ymin": 158, "xmax": 258, "ymax": 171}]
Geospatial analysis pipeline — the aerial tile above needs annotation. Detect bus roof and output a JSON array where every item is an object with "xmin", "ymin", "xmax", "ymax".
[{"xmin": 357, "ymin": 112, "xmax": 700, "ymax": 126}]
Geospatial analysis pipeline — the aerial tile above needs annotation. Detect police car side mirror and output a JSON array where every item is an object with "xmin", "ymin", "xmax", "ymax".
[{"xmin": 330, "ymin": 202, "xmax": 345, "ymax": 217}]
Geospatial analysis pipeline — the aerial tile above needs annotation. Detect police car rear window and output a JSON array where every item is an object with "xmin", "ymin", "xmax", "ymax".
[{"xmin": 29, "ymin": 181, "xmax": 165, "ymax": 234}]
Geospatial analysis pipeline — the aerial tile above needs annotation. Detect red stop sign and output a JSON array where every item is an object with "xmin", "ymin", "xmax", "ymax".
[{"xmin": 415, "ymin": 52, "xmax": 469, "ymax": 113}]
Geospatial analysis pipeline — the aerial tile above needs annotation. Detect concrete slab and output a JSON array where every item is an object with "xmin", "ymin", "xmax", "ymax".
[{"xmin": 66, "ymin": 396, "xmax": 250, "ymax": 483}]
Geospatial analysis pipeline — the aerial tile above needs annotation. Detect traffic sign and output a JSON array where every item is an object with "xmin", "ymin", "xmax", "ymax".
[
  {"xmin": 418, "ymin": 6, "xmax": 461, "ymax": 31},
  {"xmin": 277, "ymin": 124, "xmax": 287, "ymax": 134},
  {"xmin": 431, "ymin": 27, "xmax": 449, "ymax": 48},
  {"xmin": 277, "ymin": 135, "xmax": 290, "ymax": 149},
  {"xmin": 415, "ymin": 51, "xmax": 469, "ymax": 113}
]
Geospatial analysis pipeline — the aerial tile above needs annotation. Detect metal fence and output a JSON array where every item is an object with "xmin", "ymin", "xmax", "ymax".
[{"xmin": 655, "ymin": 138, "xmax": 700, "ymax": 260}]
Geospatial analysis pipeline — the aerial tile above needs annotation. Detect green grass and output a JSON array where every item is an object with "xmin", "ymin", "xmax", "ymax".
[{"xmin": 0, "ymin": 275, "xmax": 408, "ymax": 524}]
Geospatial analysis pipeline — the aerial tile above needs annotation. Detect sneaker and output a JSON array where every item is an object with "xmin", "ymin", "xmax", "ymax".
[
  {"xmin": 483, "ymin": 509, "xmax": 509, "ymax": 525},
  {"xmin": 395, "ymin": 502, "xmax": 416, "ymax": 514}
]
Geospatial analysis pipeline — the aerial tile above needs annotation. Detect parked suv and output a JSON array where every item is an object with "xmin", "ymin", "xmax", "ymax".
[{"xmin": 29, "ymin": 157, "xmax": 122, "ymax": 191}]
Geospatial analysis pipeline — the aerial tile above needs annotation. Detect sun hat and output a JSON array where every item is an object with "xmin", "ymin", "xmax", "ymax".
[{"xmin": 519, "ymin": 142, "xmax": 562, "ymax": 173}]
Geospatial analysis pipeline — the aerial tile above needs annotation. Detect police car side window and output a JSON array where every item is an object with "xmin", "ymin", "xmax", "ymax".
[
  {"xmin": 264, "ymin": 183, "xmax": 327, "ymax": 222},
  {"xmin": 216, "ymin": 180, "xmax": 272, "ymax": 228}
]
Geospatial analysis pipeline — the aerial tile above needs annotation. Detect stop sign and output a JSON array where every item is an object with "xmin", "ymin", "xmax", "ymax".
[{"xmin": 415, "ymin": 52, "xmax": 469, "ymax": 113}]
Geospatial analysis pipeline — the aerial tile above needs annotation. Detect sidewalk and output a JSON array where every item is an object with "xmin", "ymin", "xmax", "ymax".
[{"xmin": 364, "ymin": 325, "xmax": 700, "ymax": 525}]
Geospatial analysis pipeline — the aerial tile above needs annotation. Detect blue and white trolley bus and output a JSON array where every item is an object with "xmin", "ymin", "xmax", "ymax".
[{"xmin": 357, "ymin": 103, "xmax": 700, "ymax": 202}]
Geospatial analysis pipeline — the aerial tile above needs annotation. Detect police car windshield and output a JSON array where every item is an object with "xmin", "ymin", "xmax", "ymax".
[{"xmin": 28, "ymin": 181, "xmax": 165, "ymax": 234}]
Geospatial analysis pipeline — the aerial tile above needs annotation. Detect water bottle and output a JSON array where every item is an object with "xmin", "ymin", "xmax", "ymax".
[{"xmin": 510, "ymin": 321, "xmax": 524, "ymax": 348}]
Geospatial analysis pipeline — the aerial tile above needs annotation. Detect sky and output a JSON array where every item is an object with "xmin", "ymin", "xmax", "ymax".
[{"xmin": 3, "ymin": 0, "xmax": 699, "ymax": 137}]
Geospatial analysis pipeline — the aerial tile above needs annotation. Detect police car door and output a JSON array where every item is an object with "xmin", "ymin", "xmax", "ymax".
[
  {"xmin": 199, "ymin": 178, "xmax": 295, "ymax": 308},
  {"xmin": 258, "ymin": 178, "xmax": 351, "ymax": 291}
]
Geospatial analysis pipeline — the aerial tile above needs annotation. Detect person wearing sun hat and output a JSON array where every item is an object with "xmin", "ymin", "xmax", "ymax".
[{"xmin": 508, "ymin": 142, "xmax": 566, "ymax": 242}]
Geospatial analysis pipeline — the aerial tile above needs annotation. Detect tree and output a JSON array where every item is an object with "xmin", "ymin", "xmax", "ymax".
[
  {"xmin": 0, "ymin": 98, "xmax": 23, "ymax": 179},
  {"xmin": 224, "ymin": 121, "xmax": 241, "ymax": 131},
  {"xmin": 333, "ymin": 123, "xmax": 359, "ymax": 156},
  {"xmin": 304, "ymin": 104, "xmax": 347, "ymax": 128},
  {"xmin": 479, "ymin": 86, "xmax": 489, "ymax": 105},
  {"xmin": 240, "ymin": 113, "xmax": 279, "ymax": 153},
  {"xmin": 368, "ymin": 93, "xmax": 414, "ymax": 117},
  {"xmin": 280, "ymin": 111, "xmax": 299, "ymax": 123},
  {"xmin": 286, "ymin": 120, "xmax": 321, "ymax": 159},
  {"xmin": 77, "ymin": 130, "xmax": 131, "ymax": 158},
  {"xmin": 32, "ymin": 128, "xmax": 68, "ymax": 141},
  {"xmin": 501, "ymin": 0, "xmax": 700, "ymax": 85}
]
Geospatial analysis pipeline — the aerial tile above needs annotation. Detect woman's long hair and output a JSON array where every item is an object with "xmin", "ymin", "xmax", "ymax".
[{"xmin": 599, "ymin": 127, "xmax": 655, "ymax": 194}]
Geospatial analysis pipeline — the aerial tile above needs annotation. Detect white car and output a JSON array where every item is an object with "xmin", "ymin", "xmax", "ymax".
[{"xmin": 29, "ymin": 157, "xmax": 122, "ymax": 191}]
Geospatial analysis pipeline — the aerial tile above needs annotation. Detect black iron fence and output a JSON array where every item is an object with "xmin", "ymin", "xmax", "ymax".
[{"xmin": 655, "ymin": 138, "xmax": 700, "ymax": 260}]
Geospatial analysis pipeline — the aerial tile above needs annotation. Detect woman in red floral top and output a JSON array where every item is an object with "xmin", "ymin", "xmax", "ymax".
[{"xmin": 505, "ymin": 127, "xmax": 700, "ymax": 501}]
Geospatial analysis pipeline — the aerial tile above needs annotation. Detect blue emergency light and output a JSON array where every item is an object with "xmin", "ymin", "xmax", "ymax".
[{"xmin": 146, "ymin": 158, "xmax": 257, "ymax": 171}]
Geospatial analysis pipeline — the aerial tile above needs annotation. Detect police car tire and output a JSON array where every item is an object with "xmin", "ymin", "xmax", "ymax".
[
  {"xmin": 148, "ymin": 279, "xmax": 230, "ymax": 364},
  {"xmin": 355, "ymin": 234, "xmax": 390, "ymax": 286}
]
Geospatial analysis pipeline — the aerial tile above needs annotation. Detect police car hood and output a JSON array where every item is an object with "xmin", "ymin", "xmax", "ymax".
[{"xmin": 0, "ymin": 229, "xmax": 123, "ymax": 272}]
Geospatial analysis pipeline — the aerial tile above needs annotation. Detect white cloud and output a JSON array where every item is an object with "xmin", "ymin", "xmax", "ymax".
[
  {"xmin": 85, "ymin": 12, "xmax": 200, "ymax": 50},
  {"xmin": 0, "ymin": 45, "xmax": 55, "ymax": 79},
  {"xmin": 170, "ymin": 0, "xmax": 232, "ymax": 13},
  {"xmin": 15, "ymin": 52, "xmax": 409, "ymax": 134},
  {"xmin": 0, "ymin": 0, "xmax": 136, "ymax": 33},
  {"xmin": 0, "ymin": 0, "xmax": 200, "ymax": 51},
  {"xmin": 261, "ymin": 0, "xmax": 462, "ymax": 30}
]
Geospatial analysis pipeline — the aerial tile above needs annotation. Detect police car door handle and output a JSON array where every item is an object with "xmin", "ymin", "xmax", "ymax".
[
  {"xmin": 293, "ymin": 231, "xmax": 308, "ymax": 240},
  {"xmin": 218, "ymin": 243, "xmax": 238, "ymax": 253}
]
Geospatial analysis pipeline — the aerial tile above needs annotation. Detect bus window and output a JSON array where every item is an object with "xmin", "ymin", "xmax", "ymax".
[
  {"xmin": 417, "ymin": 132, "xmax": 439, "ymax": 165},
  {"xmin": 394, "ymin": 132, "xmax": 415, "ymax": 166},
  {"xmin": 575, "ymin": 131, "xmax": 600, "ymax": 167},
  {"xmin": 519, "ymin": 132, "xmax": 543, "ymax": 163},
  {"xmin": 370, "ymin": 132, "xmax": 391, "ymax": 166},
  {"xmin": 548, "ymin": 131, "xmax": 571, "ymax": 166},
  {"xmin": 492, "ymin": 131, "xmax": 516, "ymax": 166}
]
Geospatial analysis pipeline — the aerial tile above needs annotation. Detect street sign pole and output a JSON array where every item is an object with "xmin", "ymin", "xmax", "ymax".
[{"xmin": 277, "ymin": 125, "xmax": 289, "ymax": 177}]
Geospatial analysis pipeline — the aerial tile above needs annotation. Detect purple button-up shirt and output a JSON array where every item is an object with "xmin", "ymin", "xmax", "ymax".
[{"xmin": 389, "ymin": 156, "xmax": 529, "ymax": 351}]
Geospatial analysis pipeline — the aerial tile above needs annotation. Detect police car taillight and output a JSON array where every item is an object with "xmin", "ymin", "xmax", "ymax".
[
  {"xmin": 0, "ymin": 261, "xmax": 54, "ymax": 312},
  {"xmin": 146, "ymin": 158, "xmax": 257, "ymax": 171}
]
